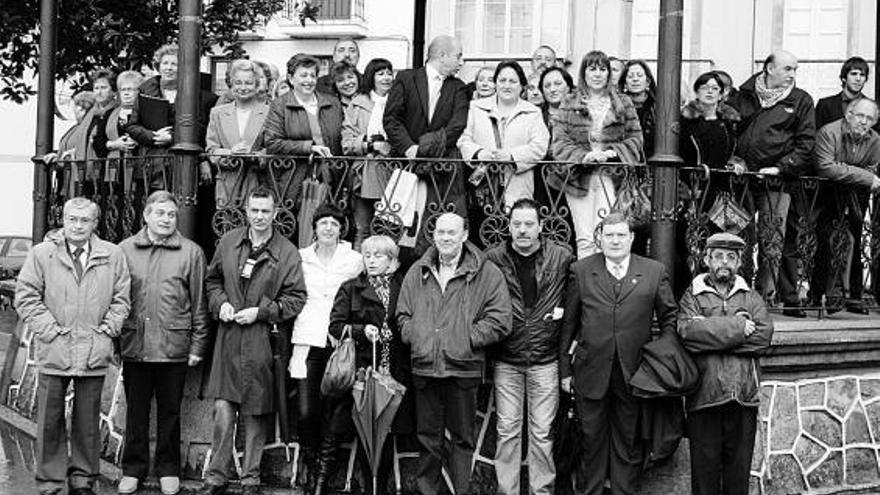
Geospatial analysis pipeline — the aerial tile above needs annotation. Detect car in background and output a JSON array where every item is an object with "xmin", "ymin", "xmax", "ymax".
[{"xmin": 0, "ymin": 236, "xmax": 32, "ymax": 279}]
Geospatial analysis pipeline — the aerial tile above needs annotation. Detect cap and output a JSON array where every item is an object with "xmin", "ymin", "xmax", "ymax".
[{"xmin": 705, "ymin": 232, "xmax": 746, "ymax": 251}]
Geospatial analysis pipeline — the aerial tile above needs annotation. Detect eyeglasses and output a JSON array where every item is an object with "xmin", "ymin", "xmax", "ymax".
[{"xmin": 709, "ymin": 251, "xmax": 740, "ymax": 263}]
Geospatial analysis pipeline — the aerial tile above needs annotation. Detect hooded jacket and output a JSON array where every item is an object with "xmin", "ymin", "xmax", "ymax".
[
  {"xmin": 677, "ymin": 273, "xmax": 774, "ymax": 411},
  {"xmin": 484, "ymin": 239, "xmax": 572, "ymax": 366},
  {"xmin": 396, "ymin": 241, "xmax": 512, "ymax": 379}
]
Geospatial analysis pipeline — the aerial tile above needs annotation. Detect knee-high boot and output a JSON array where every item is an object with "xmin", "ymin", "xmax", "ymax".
[{"xmin": 313, "ymin": 434, "xmax": 337, "ymax": 495}]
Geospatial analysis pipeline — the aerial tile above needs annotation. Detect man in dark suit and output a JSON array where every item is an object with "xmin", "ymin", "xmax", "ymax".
[
  {"xmin": 559, "ymin": 212, "xmax": 678, "ymax": 495},
  {"xmin": 383, "ymin": 35, "xmax": 470, "ymax": 258}
]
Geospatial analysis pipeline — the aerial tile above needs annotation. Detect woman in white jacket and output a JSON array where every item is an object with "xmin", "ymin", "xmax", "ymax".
[
  {"xmin": 458, "ymin": 59, "xmax": 550, "ymax": 212},
  {"xmin": 288, "ymin": 203, "xmax": 363, "ymax": 494}
]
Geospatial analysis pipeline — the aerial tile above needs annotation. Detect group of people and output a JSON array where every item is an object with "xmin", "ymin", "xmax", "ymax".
[{"xmin": 21, "ymin": 30, "xmax": 880, "ymax": 495}]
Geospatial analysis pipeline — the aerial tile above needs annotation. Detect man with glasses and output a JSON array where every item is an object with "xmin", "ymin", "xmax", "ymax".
[
  {"xmin": 814, "ymin": 98, "xmax": 880, "ymax": 312},
  {"xmin": 559, "ymin": 212, "xmax": 677, "ymax": 495},
  {"xmin": 16, "ymin": 197, "xmax": 131, "ymax": 495},
  {"xmin": 677, "ymin": 232, "xmax": 774, "ymax": 495}
]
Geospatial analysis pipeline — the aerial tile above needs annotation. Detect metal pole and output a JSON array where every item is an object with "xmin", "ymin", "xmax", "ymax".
[
  {"xmin": 650, "ymin": 0, "xmax": 684, "ymax": 281},
  {"xmin": 32, "ymin": 0, "xmax": 57, "ymax": 242},
  {"xmin": 412, "ymin": 0, "xmax": 427, "ymax": 68},
  {"xmin": 171, "ymin": 0, "xmax": 203, "ymax": 239},
  {"xmin": 875, "ymin": 0, "xmax": 880, "ymax": 102}
]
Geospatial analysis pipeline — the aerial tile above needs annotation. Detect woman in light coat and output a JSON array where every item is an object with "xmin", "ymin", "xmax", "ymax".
[
  {"xmin": 458, "ymin": 60, "xmax": 550, "ymax": 211},
  {"xmin": 341, "ymin": 58, "xmax": 395, "ymax": 249}
]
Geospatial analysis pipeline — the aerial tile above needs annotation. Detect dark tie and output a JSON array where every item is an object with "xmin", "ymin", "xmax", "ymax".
[{"xmin": 72, "ymin": 247, "xmax": 84, "ymax": 279}]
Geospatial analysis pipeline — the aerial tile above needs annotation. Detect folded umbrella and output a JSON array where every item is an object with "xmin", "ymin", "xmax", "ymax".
[{"xmin": 270, "ymin": 324, "xmax": 292, "ymax": 443}]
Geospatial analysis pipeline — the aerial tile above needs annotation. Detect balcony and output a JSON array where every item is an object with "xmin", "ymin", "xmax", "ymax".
[{"xmin": 274, "ymin": 0, "xmax": 367, "ymax": 38}]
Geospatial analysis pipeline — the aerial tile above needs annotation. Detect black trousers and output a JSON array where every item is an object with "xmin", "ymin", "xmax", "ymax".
[
  {"xmin": 412, "ymin": 375, "xmax": 480, "ymax": 495},
  {"xmin": 574, "ymin": 361, "xmax": 641, "ymax": 495},
  {"xmin": 121, "ymin": 361, "xmax": 188, "ymax": 479},
  {"xmin": 687, "ymin": 403, "xmax": 758, "ymax": 495},
  {"xmin": 296, "ymin": 345, "xmax": 355, "ymax": 448}
]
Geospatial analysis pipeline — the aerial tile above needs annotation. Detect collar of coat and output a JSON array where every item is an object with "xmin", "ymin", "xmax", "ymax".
[
  {"xmin": 131, "ymin": 227, "xmax": 182, "ymax": 249},
  {"xmin": 690, "ymin": 272, "xmax": 751, "ymax": 297},
  {"xmin": 471, "ymin": 96, "xmax": 542, "ymax": 120},
  {"xmin": 415, "ymin": 241, "xmax": 485, "ymax": 282},
  {"xmin": 680, "ymin": 99, "xmax": 741, "ymax": 122},
  {"xmin": 282, "ymin": 91, "xmax": 337, "ymax": 110},
  {"xmin": 47, "ymin": 231, "xmax": 113, "ymax": 262},
  {"xmin": 231, "ymin": 227, "xmax": 281, "ymax": 262},
  {"xmin": 558, "ymin": 88, "xmax": 631, "ymax": 124},
  {"xmin": 349, "ymin": 93, "xmax": 374, "ymax": 112}
]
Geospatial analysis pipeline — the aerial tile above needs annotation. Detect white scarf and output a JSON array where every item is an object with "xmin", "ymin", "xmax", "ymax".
[{"xmin": 366, "ymin": 91, "xmax": 388, "ymax": 138}]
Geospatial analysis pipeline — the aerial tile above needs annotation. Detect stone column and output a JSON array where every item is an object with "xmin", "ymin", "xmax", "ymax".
[{"xmin": 31, "ymin": 0, "xmax": 57, "ymax": 242}]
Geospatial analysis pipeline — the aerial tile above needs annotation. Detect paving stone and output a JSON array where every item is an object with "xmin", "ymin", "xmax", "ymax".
[
  {"xmin": 802, "ymin": 410, "xmax": 843, "ymax": 448},
  {"xmin": 861, "ymin": 378, "xmax": 880, "ymax": 401},
  {"xmin": 844, "ymin": 447, "xmax": 880, "ymax": 485},
  {"xmin": 806, "ymin": 450, "xmax": 843, "ymax": 490},
  {"xmin": 770, "ymin": 386, "xmax": 798, "ymax": 451},
  {"xmin": 764, "ymin": 454, "xmax": 806, "ymax": 495},
  {"xmin": 845, "ymin": 404, "xmax": 872, "ymax": 445},
  {"xmin": 749, "ymin": 475, "xmax": 762, "ymax": 495},
  {"xmin": 827, "ymin": 378, "xmax": 858, "ymax": 419},
  {"xmin": 799, "ymin": 382, "xmax": 825, "ymax": 408},
  {"xmin": 794, "ymin": 434, "xmax": 826, "ymax": 470},
  {"xmin": 866, "ymin": 401, "xmax": 880, "ymax": 444},
  {"xmin": 752, "ymin": 419, "xmax": 767, "ymax": 472},
  {"xmin": 759, "ymin": 385, "xmax": 773, "ymax": 420}
]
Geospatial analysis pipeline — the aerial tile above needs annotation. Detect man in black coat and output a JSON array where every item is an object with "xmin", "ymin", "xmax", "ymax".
[
  {"xmin": 383, "ymin": 35, "xmax": 470, "ymax": 258},
  {"xmin": 559, "ymin": 212, "xmax": 678, "ymax": 495}
]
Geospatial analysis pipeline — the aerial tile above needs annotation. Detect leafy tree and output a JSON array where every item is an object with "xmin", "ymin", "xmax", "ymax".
[{"xmin": 0, "ymin": 0, "xmax": 289, "ymax": 103}]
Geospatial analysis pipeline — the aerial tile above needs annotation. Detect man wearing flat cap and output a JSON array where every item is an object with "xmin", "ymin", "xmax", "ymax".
[{"xmin": 677, "ymin": 232, "xmax": 774, "ymax": 495}]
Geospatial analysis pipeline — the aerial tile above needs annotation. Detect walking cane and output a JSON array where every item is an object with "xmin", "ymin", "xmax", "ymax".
[{"xmin": 372, "ymin": 336, "xmax": 377, "ymax": 495}]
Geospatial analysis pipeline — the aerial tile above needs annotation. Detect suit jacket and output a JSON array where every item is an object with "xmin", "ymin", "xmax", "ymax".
[
  {"xmin": 205, "ymin": 101, "xmax": 269, "ymax": 153},
  {"xmin": 383, "ymin": 66, "xmax": 469, "ymax": 158},
  {"xmin": 559, "ymin": 254, "xmax": 677, "ymax": 400}
]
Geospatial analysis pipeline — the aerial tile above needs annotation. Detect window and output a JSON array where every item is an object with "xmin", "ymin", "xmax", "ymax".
[
  {"xmin": 6, "ymin": 239, "xmax": 30, "ymax": 257},
  {"xmin": 453, "ymin": 0, "xmax": 565, "ymax": 57}
]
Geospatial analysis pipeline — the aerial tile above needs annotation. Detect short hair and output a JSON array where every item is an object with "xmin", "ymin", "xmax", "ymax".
[
  {"xmin": 848, "ymin": 97, "xmax": 879, "ymax": 119},
  {"xmin": 577, "ymin": 50, "xmax": 612, "ymax": 93},
  {"xmin": 508, "ymin": 197, "xmax": 541, "ymax": 218},
  {"xmin": 330, "ymin": 60, "xmax": 358, "ymax": 82},
  {"xmin": 494, "ymin": 60, "xmax": 528, "ymax": 88},
  {"xmin": 762, "ymin": 54, "xmax": 775, "ymax": 72},
  {"xmin": 63, "ymin": 197, "xmax": 100, "ymax": 220},
  {"xmin": 473, "ymin": 65, "xmax": 495, "ymax": 83},
  {"xmin": 693, "ymin": 71, "xmax": 725, "ymax": 93},
  {"xmin": 619, "ymin": 59, "xmax": 657, "ymax": 97},
  {"xmin": 90, "ymin": 68, "xmax": 117, "ymax": 92},
  {"xmin": 361, "ymin": 235, "xmax": 399, "ymax": 261},
  {"xmin": 72, "ymin": 91, "xmax": 96, "ymax": 111},
  {"xmin": 286, "ymin": 54, "xmax": 320, "ymax": 77},
  {"xmin": 713, "ymin": 70, "xmax": 734, "ymax": 88},
  {"xmin": 226, "ymin": 59, "xmax": 261, "ymax": 86},
  {"xmin": 152, "ymin": 43, "xmax": 179, "ymax": 67},
  {"xmin": 143, "ymin": 190, "xmax": 179, "ymax": 214},
  {"xmin": 334, "ymin": 38, "xmax": 360, "ymax": 54},
  {"xmin": 539, "ymin": 66, "xmax": 574, "ymax": 95},
  {"xmin": 427, "ymin": 35, "xmax": 457, "ymax": 61},
  {"xmin": 116, "ymin": 70, "xmax": 144, "ymax": 89},
  {"xmin": 311, "ymin": 203, "xmax": 346, "ymax": 230},
  {"xmin": 247, "ymin": 187, "xmax": 277, "ymax": 206},
  {"xmin": 840, "ymin": 56, "xmax": 870, "ymax": 82},
  {"xmin": 362, "ymin": 58, "xmax": 393, "ymax": 94},
  {"xmin": 597, "ymin": 211, "xmax": 634, "ymax": 234}
]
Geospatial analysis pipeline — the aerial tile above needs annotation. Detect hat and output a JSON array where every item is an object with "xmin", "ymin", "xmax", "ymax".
[{"xmin": 705, "ymin": 232, "xmax": 745, "ymax": 251}]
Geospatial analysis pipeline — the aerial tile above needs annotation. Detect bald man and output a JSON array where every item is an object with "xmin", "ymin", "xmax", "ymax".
[
  {"xmin": 384, "ymin": 36, "xmax": 470, "ymax": 258},
  {"xmin": 813, "ymin": 98, "xmax": 880, "ymax": 312},
  {"xmin": 396, "ymin": 212, "xmax": 511, "ymax": 495},
  {"xmin": 729, "ymin": 50, "xmax": 815, "ymax": 316}
]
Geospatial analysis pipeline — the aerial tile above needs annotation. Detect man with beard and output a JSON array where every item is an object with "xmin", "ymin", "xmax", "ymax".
[
  {"xmin": 814, "ymin": 98, "xmax": 880, "ymax": 312},
  {"xmin": 815, "ymin": 57, "xmax": 876, "ymax": 130},
  {"xmin": 677, "ymin": 233, "xmax": 774, "ymax": 495}
]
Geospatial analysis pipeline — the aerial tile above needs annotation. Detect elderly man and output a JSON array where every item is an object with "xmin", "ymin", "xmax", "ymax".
[
  {"xmin": 485, "ymin": 198, "xmax": 573, "ymax": 495},
  {"xmin": 396, "ymin": 212, "xmax": 511, "ymax": 495},
  {"xmin": 117, "ymin": 191, "xmax": 210, "ymax": 495},
  {"xmin": 730, "ymin": 50, "xmax": 815, "ymax": 317},
  {"xmin": 16, "ymin": 197, "xmax": 131, "ymax": 495},
  {"xmin": 526, "ymin": 45, "xmax": 557, "ymax": 105},
  {"xmin": 316, "ymin": 38, "xmax": 362, "ymax": 95},
  {"xmin": 559, "ymin": 212, "xmax": 677, "ymax": 495},
  {"xmin": 678, "ymin": 233, "xmax": 774, "ymax": 495},
  {"xmin": 384, "ymin": 35, "xmax": 470, "ymax": 258},
  {"xmin": 197, "ymin": 188, "xmax": 307, "ymax": 495},
  {"xmin": 813, "ymin": 98, "xmax": 880, "ymax": 312}
]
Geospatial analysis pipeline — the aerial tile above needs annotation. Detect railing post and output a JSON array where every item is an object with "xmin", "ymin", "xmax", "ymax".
[
  {"xmin": 171, "ymin": 0, "xmax": 203, "ymax": 240},
  {"xmin": 650, "ymin": 0, "xmax": 684, "ymax": 283},
  {"xmin": 412, "ymin": 0, "xmax": 427, "ymax": 68},
  {"xmin": 32, "ymin": 0, "xmax": 57, "ymax": 242}
]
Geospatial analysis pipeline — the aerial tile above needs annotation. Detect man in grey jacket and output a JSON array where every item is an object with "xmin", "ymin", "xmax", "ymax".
[
  {"xmin": 678, "ymin": 232, "xmax": 774, "ymax": 495},
  {"xmin": 117, "ymin": 190, "xmax": 210, "ymax": 495},
  {"xmin": 396, "ymin": 212, "xmax": 511, "ymax": 495},
  {"xmin": 16, "ymin": 197, "xmax": 131, "ymax": 495}
]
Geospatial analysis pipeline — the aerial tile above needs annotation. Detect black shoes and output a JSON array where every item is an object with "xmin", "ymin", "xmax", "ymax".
[{"xmin": 846, "ymin": 300, "xmax": 870, "ymax": 315}]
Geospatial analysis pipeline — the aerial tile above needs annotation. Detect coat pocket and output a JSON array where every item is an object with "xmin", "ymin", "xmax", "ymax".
[
  {"xmin": 162, "ymin": 328, "xmax": 191, "ymax": 360},
  {"xmin": 87, "ymin": 330, "xmax": 114, "ymax": 370},
  {"xmin": 37, "ymin": 332, "xmax": 71, "ymax": 371}
]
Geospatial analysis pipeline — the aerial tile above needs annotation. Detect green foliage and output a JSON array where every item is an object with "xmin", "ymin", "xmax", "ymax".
[{"xmin": 0, "ymin": 0, "xmax": 286, "ymax": 103}]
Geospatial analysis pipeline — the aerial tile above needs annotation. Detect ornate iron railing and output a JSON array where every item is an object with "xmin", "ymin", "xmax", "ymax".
[{"xmin": 38, "ymin": 154, "xmax": 879, "ymax": 312}]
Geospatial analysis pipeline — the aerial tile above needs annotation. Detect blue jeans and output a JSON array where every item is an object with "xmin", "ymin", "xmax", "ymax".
[
  {"xmin": 205, "ymin": 399, "xmax": 269, "ymax": 486},
  {"xmin": 494, "ymin": 361, "xmax": 559, "ymax": 495}
]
